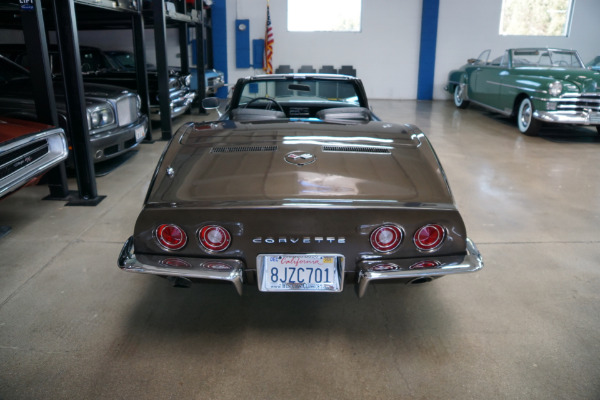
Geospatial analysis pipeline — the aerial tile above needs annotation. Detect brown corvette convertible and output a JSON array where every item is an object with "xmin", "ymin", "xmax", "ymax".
[{"xmin": 118, "ymin": 74, "xmax": 482, "ymax": 297}]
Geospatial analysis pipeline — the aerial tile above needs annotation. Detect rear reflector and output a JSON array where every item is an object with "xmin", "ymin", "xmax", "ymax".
[
  {"xmin": 370, "ymin": 263, "xmax": 400, "ymax": 271},
  {"xmin": 155, "ymin": 224, "xmax": 187, "ymax": 251},
  {"xmin": 203, "ymin": 262, "xmax": 234, "ymax": 271},
  {"xmin": 160, "ymin": 258, "xmax": 192, "ymax": 268},
  {"xmin": 409, "ymin": 260, "xmax": 441, "ymax": 269}
]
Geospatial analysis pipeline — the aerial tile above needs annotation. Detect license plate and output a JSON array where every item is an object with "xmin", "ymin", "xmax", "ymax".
[
  {"xmin": 257, "ymin": 254, "xmax": 344, "ymax": 292},
  {"xmin": 135, "ymin": 126, "xmax": 145, "ymax": 141}
]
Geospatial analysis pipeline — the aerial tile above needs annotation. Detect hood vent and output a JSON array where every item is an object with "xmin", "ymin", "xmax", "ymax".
[
  {"xmin": 322, "ymin": 146, "xmax": 391, "ymax": 154},
  {"xmin": 211, "ymin": 145, "xmax": 278, "ymax": 153}
]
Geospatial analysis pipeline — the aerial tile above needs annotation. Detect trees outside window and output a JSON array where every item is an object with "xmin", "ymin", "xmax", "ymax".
[{"xmin": 500, "ymin": 0, "xmax": 574, "ymax": 36}]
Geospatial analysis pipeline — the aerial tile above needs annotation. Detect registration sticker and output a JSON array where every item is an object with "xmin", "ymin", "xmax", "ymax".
[{"xmin": 257, "ymin": 254, "xmax": 344, "ymax": 292}]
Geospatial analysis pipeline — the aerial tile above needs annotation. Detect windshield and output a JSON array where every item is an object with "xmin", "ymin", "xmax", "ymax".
[
  {"xmin": 238, "ymin": 78, "xmax": 361, "ymax": 107},
  {"xmin": 80, "ymin": 49, "xmax": 118, "ymax": 72},
  {"xmin": 511, "ymin": 49, "xmax": 585, "ymax": 68},
  {"xmin": 109, "ymin": 52, "xmax": 136, "ymax": 69}
]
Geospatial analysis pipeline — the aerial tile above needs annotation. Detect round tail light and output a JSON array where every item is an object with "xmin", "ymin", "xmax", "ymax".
[
  {"xmin": 414, "ymin": 224, "xmax": 446, "ymax": 251},
  {"xmin": 198, "ymin": 225, "xmax": 231, "ymax": 252},
  {"xmin": 370, "ymin": 224, "xmax": 403, "ymax": 253},
  {"xmin": 155, "ymin": 224, "xmax": 187, "ymax": 250}
]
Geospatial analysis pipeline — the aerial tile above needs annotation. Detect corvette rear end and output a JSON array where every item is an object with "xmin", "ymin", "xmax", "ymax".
[{"xmin": 118, "ymin": 120, "xmax": 482, "ymax": 297}]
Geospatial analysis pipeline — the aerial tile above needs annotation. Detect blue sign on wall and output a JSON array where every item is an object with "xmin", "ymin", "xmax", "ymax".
[{"xmin": 235, "ymin": 19, "xmax": 250, "ymax": 68}]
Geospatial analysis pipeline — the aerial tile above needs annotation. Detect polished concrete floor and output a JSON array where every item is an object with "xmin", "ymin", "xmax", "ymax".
[{"xmin": 1, "ymin": 100, "xmax": 599, "ymax": 399}]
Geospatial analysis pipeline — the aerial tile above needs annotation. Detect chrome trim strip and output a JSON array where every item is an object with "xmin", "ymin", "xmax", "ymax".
[
  {"xmin": 118, "ymin": 236, "xmax": 244, "ymax": 295},
  {"xmin": 0, "ymin": 128, "xmax": 68, "ymax": 198},
  {"xmin": 486, "ymin": 81, "xmax": 545, "ymax": 94},
  {"xmin": 145, "ymin": 199, "xmax": 459, "ymax": 211},
  {"xmin": 356, "ymin": 238, "xmax": 483, "ymax": 298}
]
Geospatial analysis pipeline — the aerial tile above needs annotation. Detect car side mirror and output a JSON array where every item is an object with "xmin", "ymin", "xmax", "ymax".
[{"xmin": 202, "ymin": 97, "xmax": 220, "ymax": 109}]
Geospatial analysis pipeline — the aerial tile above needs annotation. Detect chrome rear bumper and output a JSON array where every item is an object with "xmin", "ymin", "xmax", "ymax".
[
  {"xmin": 118, "ymin": 236, "xmax": 483, "ymax": 298},
  {"xmin": 356, "ymin": 238, "xmax": 483, "ymax": 297},
  {"xmin": 118, "ymin": 236, "xmax": 244, "ymax": 295}
]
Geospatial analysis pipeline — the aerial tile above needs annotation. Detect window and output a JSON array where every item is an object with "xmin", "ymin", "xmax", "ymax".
[
  {"xmin": 287, "ymin": 0, "xmax": 361, "ymax": 32},
  {"xmin": 240, "ymin": 78, "xmax": 361, "ymax": 106},
  {"xmin": 499, "ymin": 0, "xmax": 574, "ymax": 36}
]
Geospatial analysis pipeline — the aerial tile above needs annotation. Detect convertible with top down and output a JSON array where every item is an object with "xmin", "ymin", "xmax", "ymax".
[
  {"xmin": 447, "ymin": 48, "xmax": 600, "ymax": 136},
  {"xmin": 118, "ymin": 74, "xmax": 483, "ymax": 297}
]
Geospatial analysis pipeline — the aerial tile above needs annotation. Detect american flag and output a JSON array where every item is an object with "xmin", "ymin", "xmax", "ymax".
[{"xmin": 264, "ymin": 1, "xmax": 274, "ymax": 74}]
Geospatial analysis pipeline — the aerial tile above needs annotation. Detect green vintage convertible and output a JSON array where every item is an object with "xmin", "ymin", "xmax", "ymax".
[{"xmin": 446, "ymin": 48, "xmax": 600, "ymax": 136}]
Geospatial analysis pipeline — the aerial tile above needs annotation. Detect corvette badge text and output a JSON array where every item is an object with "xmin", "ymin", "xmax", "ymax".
[{"xmin": 253, "ymin": 237, "xmax": 346, "ymax": 244}]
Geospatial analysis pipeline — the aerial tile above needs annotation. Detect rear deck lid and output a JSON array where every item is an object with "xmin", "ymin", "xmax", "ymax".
[{"xmin": 147, "ymin": 121, "xmax": 454, "ymax": 207}]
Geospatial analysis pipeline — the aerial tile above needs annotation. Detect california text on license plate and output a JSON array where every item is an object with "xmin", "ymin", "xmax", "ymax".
[{"xmin": 257, "ymin": 254, "xmax": 344, "ymax": 292}]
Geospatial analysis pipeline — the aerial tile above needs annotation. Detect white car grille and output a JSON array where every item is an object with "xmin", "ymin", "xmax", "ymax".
[{"xmin": 116, "ymin": 95, "xmax": 138, "ymax": 127}]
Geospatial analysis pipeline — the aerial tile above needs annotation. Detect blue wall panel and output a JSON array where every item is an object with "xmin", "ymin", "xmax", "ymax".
[
  {"xmin": 417, "ymin": 0, "xmax": 440, "ymax": 100},
  {"xmin": 235, "ymin": 19, "xmax": 250, "ymax": 68},
  {"xmin": 253, "ymin": 39, "xmax": 265, "ymax": 69}
]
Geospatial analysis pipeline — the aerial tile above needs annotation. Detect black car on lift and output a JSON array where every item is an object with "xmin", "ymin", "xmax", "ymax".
[{"xmin": 0, "ymin": 44, "xmax": 196, "ymax": 122}]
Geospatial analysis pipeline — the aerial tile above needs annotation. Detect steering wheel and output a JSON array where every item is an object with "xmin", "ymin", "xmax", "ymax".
[{"xmin": 244, "ymin": 97, "xmax": 284, "ymax": 112}]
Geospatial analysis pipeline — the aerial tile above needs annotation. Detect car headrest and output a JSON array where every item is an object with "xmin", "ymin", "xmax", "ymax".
[
  {"xmin": 231, "ymin": 108, "xmax": 287, "ymax": 121},
  {"xmin": 316, "ymin": 107, "xmax": 371, "ymax": 123}
]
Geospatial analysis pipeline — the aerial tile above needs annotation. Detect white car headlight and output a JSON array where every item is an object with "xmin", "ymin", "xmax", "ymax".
[
  {"xmin": 88, "ymin": 106, "xmax": 115, "ymax": 129},
  {"xmin": 549, "ymin": 81, "xmax": 563, "ymax": 97}
]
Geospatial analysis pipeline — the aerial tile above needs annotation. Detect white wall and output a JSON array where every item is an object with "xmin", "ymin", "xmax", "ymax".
[
  {"xmin": 227, "ymin": 0, "xmax": 422, "ymax": 100},
  {"xmin": 435, "ymin": 0, "xmax": 600, "ymax": 99},
  {"xmin": 2, "ymin": 0, "xmax": 599, "ymax": 100}
]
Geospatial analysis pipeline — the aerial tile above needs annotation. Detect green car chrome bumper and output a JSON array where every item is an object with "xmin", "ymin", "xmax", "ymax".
[{"xmin": 534, "ymin": 109, "xmax": 600, "ymax": 125}]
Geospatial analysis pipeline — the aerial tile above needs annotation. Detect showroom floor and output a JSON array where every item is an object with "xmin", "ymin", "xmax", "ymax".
[{"xmin": 1, "ymin": 100, "xmax": 599, "ymax": 399}]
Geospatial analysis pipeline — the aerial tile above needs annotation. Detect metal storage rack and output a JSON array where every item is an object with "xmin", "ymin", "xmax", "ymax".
[{"xmin": 0, "ymin": 0, "xmax": 208, "ymax": 204}]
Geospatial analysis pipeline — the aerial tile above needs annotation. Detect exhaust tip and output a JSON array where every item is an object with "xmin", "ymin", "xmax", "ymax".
[
  {"xmin": 408, "ymin": 277, "xmax": 433, "ymax": 285},
  {"xmin": 168, "ymin": 276, "xmax": 192, "ymax": 288}
]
